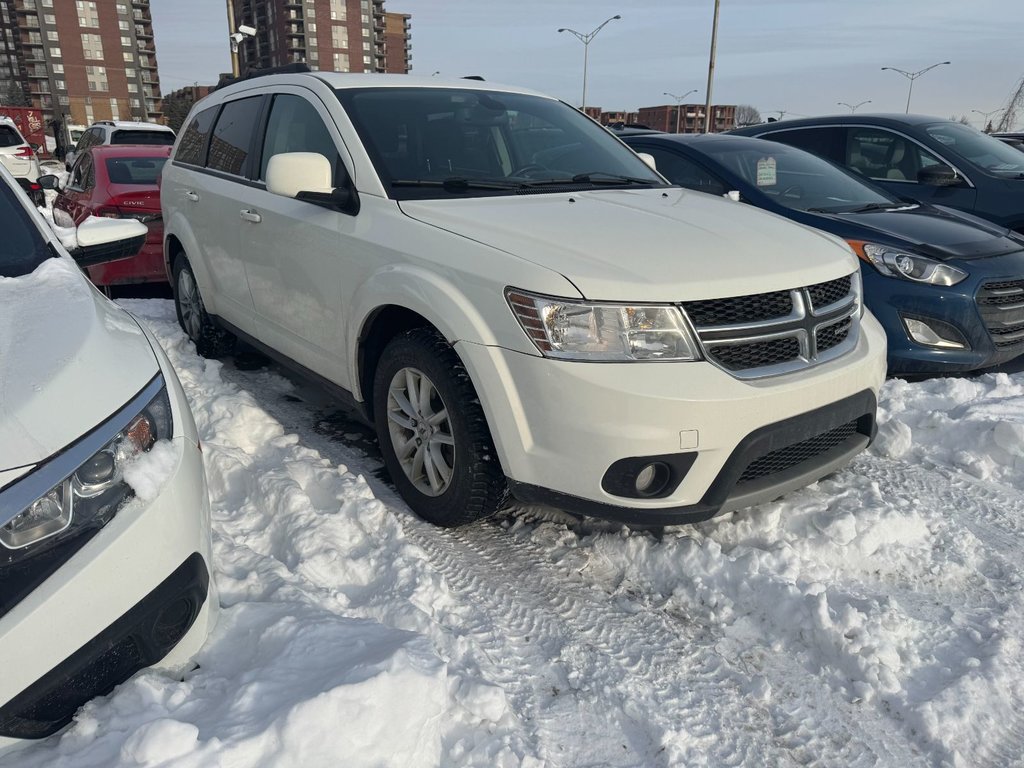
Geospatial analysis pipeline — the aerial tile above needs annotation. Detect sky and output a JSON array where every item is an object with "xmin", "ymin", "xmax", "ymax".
[{"xmin": 151, "ymin": 0, "xmax": 1024, "ymax": 130}]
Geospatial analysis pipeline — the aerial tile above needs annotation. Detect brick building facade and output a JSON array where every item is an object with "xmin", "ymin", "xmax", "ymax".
[{"xmin": 637, "ymin": 103, "xmax": 737, "ymax": 133}]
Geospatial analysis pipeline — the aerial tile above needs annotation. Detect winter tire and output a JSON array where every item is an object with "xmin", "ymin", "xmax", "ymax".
[
  {"xmin": 172, "ymin": 253, "xmax": 235, "ymax": 358},
  {"xmin": 373, "ymin": 328, "xmax": 508, "ymax": 527}
]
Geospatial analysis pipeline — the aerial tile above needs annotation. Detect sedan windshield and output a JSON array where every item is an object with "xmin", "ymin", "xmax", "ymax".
[
  {"xmin": 0, "ymin": 178, "xmax": 51, "ymax": 278},
  {"xmin": 698, "ymin": 141, "xmax": 901, "ymax": 213},
  {"xmin": 924, "ymin": 122, "xmax": 1024, "ymax": 177},
  {"xmin": 335, "ymin": 87, "xmax": 666, "ymax": 199}
]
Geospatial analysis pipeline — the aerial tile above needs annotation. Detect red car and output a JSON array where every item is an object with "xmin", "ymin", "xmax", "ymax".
[{"xmin": 53, "ymin": 144, "xmax": 171, "ymax": 287}]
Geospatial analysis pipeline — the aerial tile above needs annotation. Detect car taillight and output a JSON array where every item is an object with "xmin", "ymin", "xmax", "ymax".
[{"xmin": 15, "ymin": 145, "xmax": 34, "ymax": 158}]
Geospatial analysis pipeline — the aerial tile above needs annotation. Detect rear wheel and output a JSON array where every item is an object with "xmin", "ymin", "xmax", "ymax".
[
  {"xmin": 372, "ymin": 328, "xmax": 508, "ymax": 527},
  {"xmin": 172, "ymin": 254, "xmax": 234, "ymax": 358}
]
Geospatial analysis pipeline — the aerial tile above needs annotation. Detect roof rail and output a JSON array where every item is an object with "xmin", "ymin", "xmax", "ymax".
[
  {"xmin": 95, "ymin": 120, "xmax": 116, "ymax": 126},
  {"xmin": 214, "ymin": 62, "xmax": 312, "ymax": 91}
]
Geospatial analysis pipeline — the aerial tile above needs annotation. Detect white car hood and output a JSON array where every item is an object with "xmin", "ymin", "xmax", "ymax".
[
  {"xmin": 400, "ymin": 187, "xmax": 858, "ymax": 302},
  {"xmin": 0, "ymin": 257, "xmax": 158, "ymax": 473}
]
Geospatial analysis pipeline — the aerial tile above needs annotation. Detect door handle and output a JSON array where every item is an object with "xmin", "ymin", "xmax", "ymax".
[
  {"xmin": 184, "ymin": 190, "xmax": 199, "ymax": 202},
  {"xmin": 240, "ymin": 209, "xmax": 262, "ymax": 223}
]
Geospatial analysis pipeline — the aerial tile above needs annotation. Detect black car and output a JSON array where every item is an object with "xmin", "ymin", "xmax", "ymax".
[
  {"xmin": 729, "ymin": 114, "xmax": 1024, "ymax": 233},
  {"xmin": 621, "ymin": 132, "xmax": 1024, "ymax": 374}
]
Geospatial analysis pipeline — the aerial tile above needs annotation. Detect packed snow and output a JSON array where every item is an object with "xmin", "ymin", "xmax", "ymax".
[{"xmin": 4, "ymin": 297, "xmax": 1024, "ymax": 767}]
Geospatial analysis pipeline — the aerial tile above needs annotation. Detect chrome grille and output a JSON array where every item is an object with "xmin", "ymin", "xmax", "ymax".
[{"xmin": 682, "ymin": 274, "xmax": 860, "ymax": 379}]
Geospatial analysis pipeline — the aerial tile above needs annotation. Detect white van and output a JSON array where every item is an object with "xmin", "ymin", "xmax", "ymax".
[{"xmin": 163, "ymin": 71, "xmax": 887, "ymax": 527}]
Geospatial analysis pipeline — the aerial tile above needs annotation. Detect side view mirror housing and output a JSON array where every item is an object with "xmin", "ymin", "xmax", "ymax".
[
  {"xmin": 70, "ymin": 216, "xmax": 148, "ymax": 268},
  {"xmin": 723, "ymin": 190, "xmax": 742, "ymax": 202},
  {"xmin": 266, "ymin": 151, "xmax": 359, "ymax": 215},
  {"xmin": 917, "ymin": 164, "xmax": 962, "ymax": 187},
  {"xmin": 38, "ymin": 174, "xmax": 61, "ymax": 191},
  {"xmin": 637, "ymin": 152, "xmax": 657, "ymax": 171}
]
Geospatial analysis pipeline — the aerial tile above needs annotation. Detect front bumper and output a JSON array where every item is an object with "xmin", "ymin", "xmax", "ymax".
[
  {"xmin": 0, "ymin": 343, "xmax": 215, "ymax": 747},
  {"xmin": 457, "ymin": 310, "xmax": 887, "ymax": 524}
]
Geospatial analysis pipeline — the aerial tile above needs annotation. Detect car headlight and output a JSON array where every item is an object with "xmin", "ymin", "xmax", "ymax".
[
  {"xmin": 506, "ymin": 289, "xmax": 702, "ymax": 361},
  {"xmin": 847, "ymin": 241, "xmax": 967, "ymax": 286},
  {"xmin": 0, "ymin": 380, "xmax": 172, "ymax": 560}
]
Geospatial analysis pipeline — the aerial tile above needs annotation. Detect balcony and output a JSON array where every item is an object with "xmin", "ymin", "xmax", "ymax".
[{"xmin": 136, "ymin": 27, "xmax": 153, "ymax": 39}]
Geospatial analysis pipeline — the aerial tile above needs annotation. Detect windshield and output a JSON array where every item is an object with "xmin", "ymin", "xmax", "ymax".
[
  {"xmin": 0, "ymin": 178, "xmax": 51, "ymax": 278},
  {"xmin": 924, "ymin": 122, "xmax": 1024, "ymax": 177},
  {"xmin": 702, "ymin": 141, "xmax": 900, "ymax": 213},
  {"xmin": 110, "ymin": 129, "xmax": 175, "ymax": 146},
  {"xmin": 335, "ymin": 87, "xmax": 666, "ymax": 199},
  {"xmin": 105, "ymin": 156, "xmax": 167, "ymax": 185}
]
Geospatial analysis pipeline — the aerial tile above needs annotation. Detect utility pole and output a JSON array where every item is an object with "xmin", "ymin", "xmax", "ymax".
[
  {"xmin": 703, "ymin": 0, "xmax": 720, "ymax": 133},
  {"xmin": 226, "ymin": 0, "xmax": 240, "ymax": 77}
]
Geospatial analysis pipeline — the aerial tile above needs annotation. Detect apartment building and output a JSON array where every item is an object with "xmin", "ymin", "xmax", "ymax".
[
  {"xmin": 233, "ymin": 0, "xmax": 410, "ymax": 75},
  {"xmin": 382, "ymin": 10, "xmax": 409, "ymax": 74},
  {"xmin": 637, "ymin": 103, "xmax": 737, "ymax": 133},
  {"xmin": 0, "ymin": 0, "xmax": 162, "ymax": 128}
]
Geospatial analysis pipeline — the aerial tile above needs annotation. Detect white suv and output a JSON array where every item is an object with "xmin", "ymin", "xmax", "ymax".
[
  {"xmin": 65, "ymin": 120, "xmax": 175, "ymax": 170},
  {"xmin": 0, "ymin": 116, "xmax": 42, "ymax": 205},
  {"xmin": 163, "ymin": 72, "xmax": 887, "ymax": 527}
]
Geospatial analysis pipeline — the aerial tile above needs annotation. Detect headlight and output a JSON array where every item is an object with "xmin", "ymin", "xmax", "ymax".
[
  {"xmin": 506, "ymin": 289, "xmax": 702, "ymax": 361},
  {"xmin": 0, "ymin": 380, "xmax": 172, "ymax": 560},
  {"xmin": 847, "ymin": 241, "xmax": 967, "ymax": 286}
]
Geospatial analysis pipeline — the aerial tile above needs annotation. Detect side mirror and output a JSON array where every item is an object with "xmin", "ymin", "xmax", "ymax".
[
  {"xmin": 637, "ymin": 152, "xmax": 657, "ymax": 171},
  {"xmin": 723, "ymin": 190, "xmax": 742, "ymax": 202},
  {"xmin": 917, "ymin": 164, "xmax": 962, "ymax": 187},
  {"xmin": 70, "ymin": 216, "xmax": 147, "ymax": 268},
  {"xmin": 38, "ymin": 174, "xmax": 61, "ymax": 191},
  {"xmin": 266, "ymin": 151, "xmax": 359, "ymax": 215}
]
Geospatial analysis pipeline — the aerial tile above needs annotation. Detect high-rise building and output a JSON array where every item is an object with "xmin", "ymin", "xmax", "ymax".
[
  {"xmin": 234, "ymin": 0, "xmax": 411, "ymax": 75},
  {"xmin": 382, "ymin": 11, "xmax": 409, "ymax": 74},
  {"xmin": 0, "ymin": 0, "xmax": 163, "ymax": 130}
]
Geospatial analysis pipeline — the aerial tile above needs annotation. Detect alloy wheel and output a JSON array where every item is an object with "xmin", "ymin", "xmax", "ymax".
[{"xmin": 386, "ymin": 367, "xmax": 456, "ymax": 496}]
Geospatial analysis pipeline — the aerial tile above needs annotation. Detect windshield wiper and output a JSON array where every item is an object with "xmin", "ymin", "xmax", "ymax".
[
  {"xmin": 842, "ymin": 202, "xmax": 904, "ymax": 213},
  {"xmin": 517, "ymin": 172, "xmax": 656, "ymax": 187},
  {"xmin": 391, "ymin": 177, "xmax": 521, "ymax": 192}
]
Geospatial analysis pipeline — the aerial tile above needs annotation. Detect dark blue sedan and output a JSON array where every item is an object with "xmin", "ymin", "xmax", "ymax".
[{"xmin": 621, "ymin": 132, "xmax": 1024, "ymax": 375}]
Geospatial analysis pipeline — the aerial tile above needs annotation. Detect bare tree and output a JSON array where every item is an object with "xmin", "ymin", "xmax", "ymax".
[
  {"xmin": 0, "ymin": 82, "xmax": 31, "ymax": 107},
  {"xmin": 949, "ymin": 114, "xmax": 971, "ymax": 126},
  {"xmin": 734, "ymin": 104, "xmax": 762, "ymax": 128}
]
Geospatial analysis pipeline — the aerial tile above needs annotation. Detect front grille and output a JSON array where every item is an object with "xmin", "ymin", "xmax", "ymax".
[
  {"xmin": 708, "ymin": 337, "xmax": 800, "ymax": 371},
  {"xmin": 807, "ymin": 276, "xmax": 852, "ymax": 310},
  {"xmin": 977, "ymin": 279, "xmax": 1024, "ymax": 348},
  {"xmin": 737, "ymin": 420, "xmax": 859, "ymax": 486},
  {"xmin": 816, "ymin": 317, "xmax": 852, "ymax": 353},
  {"xmin": 682, "ymin": 273, "xmax": 860, "ymax": 378},
  {"xmin": 684, "ymin": 290, "xmax": 792, "ymax": 327}
]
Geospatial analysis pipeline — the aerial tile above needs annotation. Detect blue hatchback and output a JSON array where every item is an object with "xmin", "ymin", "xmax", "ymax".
[{"xmin": 621, "ymin": 132, "xmax": 1024, "ymax": 375}]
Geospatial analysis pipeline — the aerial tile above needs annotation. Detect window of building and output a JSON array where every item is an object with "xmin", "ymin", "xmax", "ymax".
[
  {"xmin": 85, "ymin": 65, "xmax": 107, "ymax": 92},
  {"xmin": 50, "ymin": 46, "xmax": 61, "ymax": 58},
  {"xmin": 58, "ymin": 95, "xmax": 69, "ymax": 105},
  {"xmin": 119, "ymin": 20, "xmax": 129, "ymax": 31},
  {"xmin": 121, "ymin": 35, "xmax": 131, "ymax": 47},
  {"xmin": 76, "ymin": 1, "xmax": 99, "ymax": 28},
  {"xmin": 130, "ymin": 98, "xmax": 140, "ymax": 108},
  {"xmin": 308, "ymin": 22, "xmax": 316, "ymax": 33},
  {"xmin": 362, "ymin": 55, "xmax": 371, "ymax": 65},
  {"xmin": 123, "ymin": 51, "xmax": 133, "ymax": 62},
  {"xmin": 110, "ymin": 98, "xmax": 119, "ymax": 120},
  {"xmin": 47, "ymin": 30, "xmax": 58, "ymax": 41},
  {"xmin": 329, "ymin": 0, "xmax": 345, "ymax": 21},
  {"xmin": 52, "ymin": 62, "xmax": 63, "ymax": 73},
  {"xmin": 116, "ymin": 3, "xmax": 128, "ymax": 14},
  {"xmin": 331, "ymin": 25, "xmax": 347, "ymax": 48},
  {"xmin": 43, "ymin": 14, "xmax": 55, "ymax": 24},
  {"xmin": 81, "ymin": 33, "xmax": 103, "ymax": 60},
  {"xmin": 309, "ymin": 35, "xmax": 317, "ymax": 47},
  {"xmin": 332, "ymin": 52, "xmax": 348, "ymax": 71},
  {"xmin": 55, "ymin": 79, "xmax": 64, "ymax": 90},
  {"xmin": 41, "ymin": 0, "xmax": 53, "ymax": 8}
]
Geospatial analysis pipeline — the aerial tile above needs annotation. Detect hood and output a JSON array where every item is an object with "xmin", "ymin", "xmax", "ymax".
[
  {"xmin": 0, "ymin": 257, "xmax": 159, "ymax": 473},
  {"xmin": 399, "ymin": 188, "xmax": 858, "ymax": 302},
  {"xmin": 818, "ymin": 205, "xmax": 1024, "ymax": 260}
]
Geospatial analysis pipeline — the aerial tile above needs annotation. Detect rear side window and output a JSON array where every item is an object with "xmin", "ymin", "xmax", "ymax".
[
  {"xmin": 105, "ymin": 157, "xmax": 168, "ymax": 185},
  {"xmin": 110, "ymin": 129, "xmax": 175, "ymax": 146},
  {"xmin": 259, "ymin": 94, "xmax": 342, "ymax": 182},
  {"xmin": 764, "ymin": 127, "xmax": 843, "ymax": 161},
  {"xmin": 845, "ymin": 127, "xmax": 941, "ymax": 181},
  {"xmin": 206, "ymin": 97, "xmax": 262, "ymax": 177},
  {"xmin": 175, "ymin": 106, "xmax": 218, "ymax": 166},
  {"xmin": 0, "ymin": 126, "xmax": 24, "ymax": 148}
]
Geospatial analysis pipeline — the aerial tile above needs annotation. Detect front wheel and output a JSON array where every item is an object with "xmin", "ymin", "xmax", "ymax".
[{"xmin": 372, "ymin": 328, "xmax": 508, "ymax": 527}]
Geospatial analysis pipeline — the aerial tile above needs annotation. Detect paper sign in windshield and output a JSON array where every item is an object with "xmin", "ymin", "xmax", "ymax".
[{"xmin": 756, "ymin": 157, "xmax": 777, "ymax": 186}]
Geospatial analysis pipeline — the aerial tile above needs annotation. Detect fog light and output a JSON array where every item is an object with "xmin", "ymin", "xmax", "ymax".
[
  {"xmin": 634, "ymin": 462, "xmax": 671, "ymax": 497},
  {"xmin": 903, "ymin": 317, "xmax": 967, "ymax": 349}
]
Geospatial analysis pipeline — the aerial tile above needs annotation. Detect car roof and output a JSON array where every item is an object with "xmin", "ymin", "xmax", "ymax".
[
  {"xmin": 609, "ymin": 127, "xmax": 663, "ymax": 136},
  {"xmin": 87, "ymin": 144, "xmax": 173, "ymax": 158},
  {"xmin": 621, "ymin": 132, "xmax": 779, "ymax": 152},
  {"xmin": 730, "ymin": 113, "xmax": 950, "ymax": 134}
]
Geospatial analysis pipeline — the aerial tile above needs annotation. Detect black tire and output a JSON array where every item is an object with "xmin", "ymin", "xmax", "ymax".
[
  {"xmin": 372, "ymin": 327, "xmax": 508, "ymax": 527},
  {"xmin": 172, "ymin": 253, "xmax": 235, "ymax": 358}
]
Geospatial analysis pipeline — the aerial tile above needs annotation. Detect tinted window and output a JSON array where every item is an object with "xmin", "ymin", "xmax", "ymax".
[
  {"xmin": 110, "ymin": 129, "xmax": 175, "ymax": 146},
  {"xmin": 765, "ymin": 127, "xmax": 842, "ymax": 160},
  {"xmin": 0, "ymin": 178, "xmax": 50, "ymax": 277},
  {"xmin": 336, "ymin": 87, "xmax": 665, "ymax": 199},
  {"xmin": 175, "ymin": 106, "xmax": 218, "ymax": 166},
  {"xmin": 105, "ymin": 156, "xmax": 168, "ymax": 185},
  {"xmin": 69, "ymin": 153, "xmax": 95, "ymax": 190},
  {"xmin": 260, "ymin": 94, "xmax": 342, "ymax": 182},
  {"xmin": 845, "ymin": 128, "xmax": 941, "ymax": 182},
  {"xmin": 206, "ymin": 97, "xmax": 262, "ymax": 176},
  {"xmin": 923, "ymin": 122, "xmax": 1024, "ymax": 177},
  {"xmin": 640, "ymin": 146, "xmax": 727, "ymax": 195},
  {"xmin": 0, "ymin": 126, "xmax": 23, "ymax": 148}
]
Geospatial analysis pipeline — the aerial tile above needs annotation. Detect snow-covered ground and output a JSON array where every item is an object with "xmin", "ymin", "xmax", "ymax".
[{"xmin": 6, "ymin": 299, "xmax": 1024, "ymax": 768}]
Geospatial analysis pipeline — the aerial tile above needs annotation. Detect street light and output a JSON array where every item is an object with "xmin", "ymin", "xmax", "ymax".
[
  {"xmin": 837, "ymin": 100, "xmax": 872, "ymax": 113},
  {"xmin": 972, "ymin": 108, "xmax": 1002, "ymax": 131},
  {"xmin": 664, "ymin": 89, "xmax": 698, "ymax": 133},
  {"xmin": 558, "ymin": 14, "xmax": 621, "ymax": 112},
  {"xmin": 881, "ymin": 61, "xmax": 950, "ymax": 113}
]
